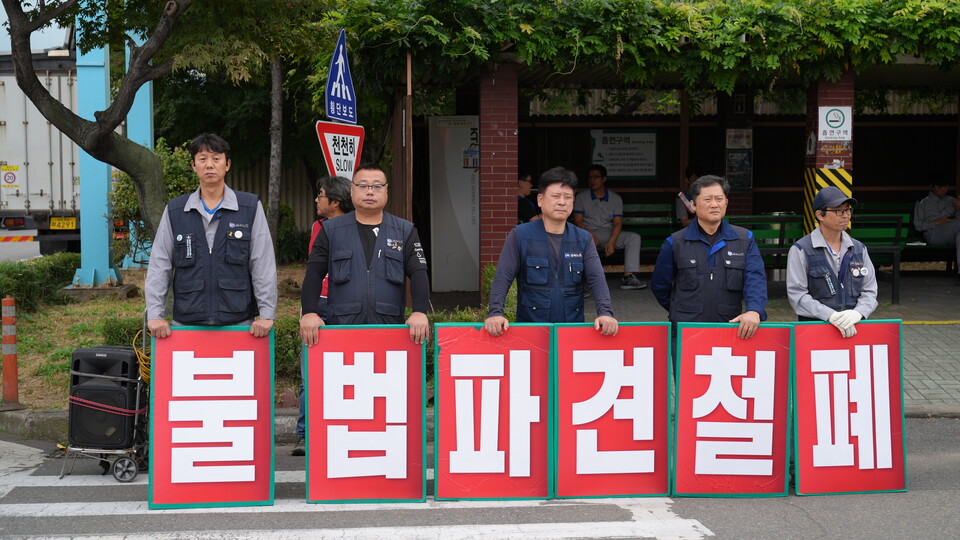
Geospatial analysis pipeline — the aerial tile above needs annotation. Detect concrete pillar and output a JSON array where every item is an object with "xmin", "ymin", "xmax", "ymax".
[
  {"xmin": 803, "ymin": 72, "xmax": 855, "ymax": 232},
  {"xmin": 478, "ymin": 63, "xmax": 519, "ymax": 289}
]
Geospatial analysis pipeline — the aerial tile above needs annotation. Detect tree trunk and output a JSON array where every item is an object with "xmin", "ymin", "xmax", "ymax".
[{"xmin": 267, "ymin": 56, "xmax": 283, "ymax": 247}]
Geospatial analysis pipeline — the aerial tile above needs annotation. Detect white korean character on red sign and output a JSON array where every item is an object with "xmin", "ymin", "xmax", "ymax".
[
  {"xmin": 809, "ymin": 345, "xmax": 892, "ymax": 470},
  {"xmin": 571, "ymin": 348, "xmax": 654, "ymax": 474},
  {"xmin": 448, "ymin": 351, "xmax": 539, "ymax": 477},
  {"xmin": 692, "ymin": 347, "xmax": 777, "ymax": 477},
  {"xmin": 169, "ymin": 350, "xmax": 258, "ymax": 483},
  {"xmin": 323, "ymin": 350, "xmax": 408, "ymax": 479}
]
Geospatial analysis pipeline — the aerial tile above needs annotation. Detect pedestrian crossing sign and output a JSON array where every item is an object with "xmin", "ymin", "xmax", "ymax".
[{"xmin": 325, "ymin": 28, "xmax": 358, "ymax": 124}]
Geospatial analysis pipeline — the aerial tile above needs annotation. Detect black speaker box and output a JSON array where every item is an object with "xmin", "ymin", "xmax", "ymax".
[{"xmin": 68, "ymin": 346, "xmax": 140, "ymax": 449}]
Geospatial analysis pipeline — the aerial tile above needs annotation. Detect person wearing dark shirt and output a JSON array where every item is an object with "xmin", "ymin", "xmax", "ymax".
[
  {"xmin": 299, "ymin": 163, "xmax": 429, "ymax": 346},
  {"xmin": 517, "ymin": 172, "xmax": 541, "ymax": 223},
  {"xmin": 485, "ymin": 166, "xmax": 618, "ymax": 337}
]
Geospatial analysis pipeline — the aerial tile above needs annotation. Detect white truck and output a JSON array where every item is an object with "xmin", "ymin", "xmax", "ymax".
[{"xmin": 0, "ymin": 49, "xmax": 81, "ymax": 255}]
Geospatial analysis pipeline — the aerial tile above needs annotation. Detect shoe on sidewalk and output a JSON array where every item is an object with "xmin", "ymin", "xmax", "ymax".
[
  {"xmin": 620, "ymin": 274, "xmax": 648, "ymax": 290},
  {"xmin": 292, "ymin": 437, "xmax": 305, "ymax": 456}
]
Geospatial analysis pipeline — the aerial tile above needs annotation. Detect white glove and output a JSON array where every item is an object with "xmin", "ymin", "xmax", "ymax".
[
  {"xmin": 834, "ymin": 309, "xmax": 863, "ymax": 330},
  {"xmin": 840, "ymin": 323, "xmax": 857, "ymax": 338}
]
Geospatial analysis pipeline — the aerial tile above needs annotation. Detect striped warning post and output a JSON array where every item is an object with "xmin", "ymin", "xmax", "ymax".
[
  {"xmin": 803, "ymin": 168, "xmax": 853, "ymax": 233},
  {"xmin": 0, "ymin": 236, "xmax": 35, "ymax": 242},
  {"xmin": 2, "ymin": 296, "xmax": 18, "ymax": 407}
]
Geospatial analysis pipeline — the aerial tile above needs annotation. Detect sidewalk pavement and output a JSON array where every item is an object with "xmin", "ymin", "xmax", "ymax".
[{"xmin": 2, "ymin": 270, "xmax": 959, "ymax": 443}]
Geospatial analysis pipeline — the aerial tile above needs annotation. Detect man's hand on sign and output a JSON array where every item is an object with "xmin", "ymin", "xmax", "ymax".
[
  {"xmin": 148, "ymin": 318, "xmax": 171, "ymax": 339},
  {"xmin": 484, "ymin": 316, "xmax": 509, "ymax": 337},
  {"xmin": 250, "ymin": 318, "xmax": 274, "ymax": 338},
  {"xmin": 406, "ymin": 311, "xmax": 429, "ymax": 345},
  {"xmin": 299, "ymin": 312, "xmax": 325, "ymax": 347},
  {"xmin": 594, "ymin": 315, "xmax": 619, "ymax": 336}
]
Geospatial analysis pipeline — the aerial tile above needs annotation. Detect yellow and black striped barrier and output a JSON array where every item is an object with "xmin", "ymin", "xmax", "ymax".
[{"xmin": 803, "ymin": 168, "xmax": 853, "ymax": 233}]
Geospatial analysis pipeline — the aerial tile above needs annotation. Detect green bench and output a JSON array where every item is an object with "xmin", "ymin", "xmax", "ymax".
[{"xmin": 617, "ymin": 203, "xmax": 677, "ymax": 266}]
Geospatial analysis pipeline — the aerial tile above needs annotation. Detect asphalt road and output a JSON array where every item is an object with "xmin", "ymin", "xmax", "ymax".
[{"xmin": 0, "ymin": 418, "xmax": 957, "ymax": 539}]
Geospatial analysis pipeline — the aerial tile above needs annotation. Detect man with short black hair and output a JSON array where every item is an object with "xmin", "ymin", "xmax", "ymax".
[
  {"xmin": 573, "ymin": 164, "xmax": 647, "ymax": 290},
  {"xmin": 651, "ymin": 175, "xmax": 767, "ymax": 340},
  {"xmin": 145, "ymin": 132, "xmax": 277, "ymax": 339},
  {"xmin": 485, "ymin": 166, "xmax": 618, "ymax": 337},
  {"xmin": 787, "ymin": 186, "xmax": 877, "ymax": 337}
]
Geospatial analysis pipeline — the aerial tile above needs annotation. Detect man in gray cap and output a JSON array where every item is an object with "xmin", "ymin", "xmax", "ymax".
[{"xmin": 786, "ymin": 186, "xmax": 877, "ymax": 337}]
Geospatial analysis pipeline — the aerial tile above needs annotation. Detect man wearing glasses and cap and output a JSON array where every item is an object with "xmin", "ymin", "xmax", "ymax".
[{"xmin": 787, "ymin": 186, "xmax": 878, "ymax": 337}]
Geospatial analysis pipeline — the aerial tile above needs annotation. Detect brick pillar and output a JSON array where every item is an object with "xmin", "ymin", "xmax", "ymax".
[
  {"xmin": 479, "ymin": 63, "xmax": 519, "ymax": 283},
  {"xmin": 803, "ymin": 72, "xmax": 854, "ymax": 232}
]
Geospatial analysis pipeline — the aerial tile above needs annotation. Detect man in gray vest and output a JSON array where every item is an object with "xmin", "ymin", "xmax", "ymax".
[
  {"xmin": 145, "ymin": 133, "xmax": 277, "ymax": 339},
  {"xmin": 787, "ymin": 186, "xmax": 877, "ymax": 337},
  {"xmin": 650, "ymin": 175, "xmax": 767, "ymax": 340},
  {"xmin": 299, "ymin": 163, "xmax": 429, "ymax": 346}
]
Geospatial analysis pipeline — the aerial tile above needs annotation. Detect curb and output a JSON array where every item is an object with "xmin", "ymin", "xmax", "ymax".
[{"xmin": 0, "ymin": 404, "xmax": 949, "ymax": 443}]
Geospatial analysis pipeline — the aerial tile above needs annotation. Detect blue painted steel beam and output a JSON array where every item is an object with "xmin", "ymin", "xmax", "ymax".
[{"xmin": 121, "ymin": 36, "xmax": 154, "ymax": 270}]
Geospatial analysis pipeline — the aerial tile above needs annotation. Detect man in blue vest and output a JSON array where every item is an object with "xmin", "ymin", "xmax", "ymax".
[
  {"xmin": 299, "ymin": 163, "xmax": 429, "ymax": 346},
  {"xmin": 145, "ymin": 133, "xmax": 277, "ymax": 339},
  {"xmin": 650, "ymin": 175, "xmax": 767, "ymax": 340},
  {"xmin": 485, "ymin": 166, "xmax": 618, "ymax": 337},
  {"xmin": 786, "ymin": 186, "xmax": 877, "ymax": 337}
]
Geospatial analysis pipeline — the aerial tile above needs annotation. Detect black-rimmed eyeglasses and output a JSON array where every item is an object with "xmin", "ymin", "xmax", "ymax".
[{"xmin": 352, "ymin": 182, "xmax": 387, "ymax": 192}]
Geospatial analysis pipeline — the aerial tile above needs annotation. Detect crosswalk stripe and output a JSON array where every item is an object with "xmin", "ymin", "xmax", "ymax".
[{"xmin": 0, "ymin": 498, "xmax": 711, "ymax": 539}]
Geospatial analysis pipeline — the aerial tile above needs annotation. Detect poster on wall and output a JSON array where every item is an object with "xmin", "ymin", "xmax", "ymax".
[
  {"xmin": 428, "ymin": 116, "xmax": 480, "ymax": 292},
  {"xmin": 149, "ymin": 327, "xmax": 275, "ymax": 509},
  {"xmin": 589, "ymin": 129, "xmax": 656, "ymax": 180},
  {"xmin": 554, "ymin": 323, "xmax": 671, "ymax": 498},
  {"xmin": 725, "ymin": 128, "xmax": 753, "ymax": 190}
]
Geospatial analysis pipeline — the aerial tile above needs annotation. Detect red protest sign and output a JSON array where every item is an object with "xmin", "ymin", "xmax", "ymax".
[
  {"xmin": 305, "ymin": 326, "xmax": 425, "ymax": 502},
  {"xmin": 555, "ymin": 323, "xmax": 671, "ymax": 497},
  {"xmin": 434, "ymin": 324, "xmax": 551, "ymax": 500},
  {"xmin": 674, "ymin": 324, "xmax": 792, "ymax": 497},
  {"xmin": 793, "ymin": 322, "xmax": 906, "ymax": 495},
  {"xmin": 149, "ymin": 327, "xmax": 274, "ymax": 509}
]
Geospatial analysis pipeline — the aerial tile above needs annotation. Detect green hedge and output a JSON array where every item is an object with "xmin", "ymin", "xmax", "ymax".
[{"xmin": 0, "ymin": 252, "xmax": 81, "ymax": 313}]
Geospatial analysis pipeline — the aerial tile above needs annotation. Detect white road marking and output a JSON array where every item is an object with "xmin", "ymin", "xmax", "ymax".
[{"xmin": 0, "ymin": 498, "xmax": 711, "ymax": 539}]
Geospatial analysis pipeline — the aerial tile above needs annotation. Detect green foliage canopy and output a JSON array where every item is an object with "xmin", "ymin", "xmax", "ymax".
[{"xmin": 315, "ymin": 0, "xmax": 960, "ymax": 95}]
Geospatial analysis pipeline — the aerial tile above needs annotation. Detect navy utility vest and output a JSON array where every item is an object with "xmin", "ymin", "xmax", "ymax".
[
  {"xmin": 669, "ymin": 224, "xmax": 752, "ymax": 323},
  {"xmin": 794, "ymin": 233, "xmax": 867, "ymax": 312},
  {"xmin": 323, "ymin": 212, "xmax": 413, "ymax": 325},
  {"xmin": 168, "ymin": 191, "xmax": 259, "ymax": 325},
  {"xmin": 515, "ymin": 221, "xmax": 592, "ymax": 323}
]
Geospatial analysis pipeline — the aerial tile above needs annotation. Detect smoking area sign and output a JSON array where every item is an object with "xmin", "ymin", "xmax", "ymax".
[{"xmin": 818, "ymin": 107, "xmax": 852, "ymax": 141}]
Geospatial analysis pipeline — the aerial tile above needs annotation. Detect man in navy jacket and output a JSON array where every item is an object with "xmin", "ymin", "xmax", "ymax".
[
  {"xmin": 485, "ymin": 166, "xmax": 618, "ymax": 337},
  {"xmin": 650, "ymin": 175, "xmax": 767, "ymax": 340}
]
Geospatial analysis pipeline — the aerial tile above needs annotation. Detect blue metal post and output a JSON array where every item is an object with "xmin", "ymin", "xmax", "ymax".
[
  {"xmin": 121, "ymin": 37, "xmax": 154, "ymax": 270},
  {"xmin": 72, "ymin": 43, "xmax": 121, "ymax": 286}
]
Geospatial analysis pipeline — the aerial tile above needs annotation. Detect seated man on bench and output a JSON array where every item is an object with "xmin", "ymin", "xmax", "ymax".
[
  {"xmin": 572, "ymin": 164, "xmax": 647, "ymax": 290},
  {"xmin": 914, "ymin": 178, "xmax": 960, "ymax": 278}
]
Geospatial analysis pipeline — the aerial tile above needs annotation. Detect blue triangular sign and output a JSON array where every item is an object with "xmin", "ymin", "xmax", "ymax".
[{"xmin": 325, "ymin": 28, "xmax": 358, "ymax": 124}]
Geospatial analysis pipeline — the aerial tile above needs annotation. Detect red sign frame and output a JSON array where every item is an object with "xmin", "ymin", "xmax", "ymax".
[
  {"xmin": 315, "ymin": 120, "xmax": 364, "ymax": 179},
  {"xmin": 434, "ymin": 324, "xmax": 551, "ymax": 500},
  {"xmin": 674, "ymin": 324, "xmax": 792, "ymax": 497},
  {"xmin": 793, "ymin": 322, "xmax": 906, "ymax": 495},
  {"xmin": 304, "ymin": 326, "xmax": 425, "ymax": 502},
  {"xmin": 149, "ymin": 327, "xmax": 274, "ymax": 508},
  {"xmin": 555, "ymin": 323, "xmax": 670, "ymax": 497}
]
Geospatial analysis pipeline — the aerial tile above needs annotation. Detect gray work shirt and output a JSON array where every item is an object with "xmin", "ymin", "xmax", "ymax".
[
  {"xmin": 573, "ymin": 189, "xmax": 623, "ymax": 237},
  {"xmin": 144, "ymin": 185, "xmax": 277, "ymax": 323},
  {"xmin": 914, "ymin": 191, "xmax": 957, "ymax": 235},
  {"xmin": 786, "ymin": 226, "xmax": 878, "ymax": 321}
]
